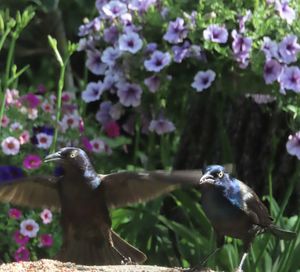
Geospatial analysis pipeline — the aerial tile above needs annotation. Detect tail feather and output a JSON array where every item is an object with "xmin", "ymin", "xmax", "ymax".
[
  {"xmin": 269, "ymin": 225, "xmax": 296, "ymax": 240},
  {"xmin": 56, "ymin": 230, "xmax": 147, "ymax": 265},
  {"xmin": 57, "ymin": 238, "xmax": 125, "ymax": 265},
  {"xmin": 111, "ymin": 230, "xmax": 147, "ymax": 264}
]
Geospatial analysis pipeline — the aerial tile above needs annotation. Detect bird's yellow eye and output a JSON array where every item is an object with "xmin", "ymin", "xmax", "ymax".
[
  {"xmin": 70, "ymin": 150, "xmax": 78, "ymax": 158},
  {"xmin": 218, "ymin": 171, "xmax": 224, "ymax": 178}
]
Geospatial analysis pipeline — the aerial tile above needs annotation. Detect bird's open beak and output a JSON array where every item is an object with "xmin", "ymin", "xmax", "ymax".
[
  {"xmin": 199, "ymin": 173, "xmax": 215, "ymax": 184},
  {"xmin": 44, "ymin": 151, "xmax": 62, "ymax": 163}
]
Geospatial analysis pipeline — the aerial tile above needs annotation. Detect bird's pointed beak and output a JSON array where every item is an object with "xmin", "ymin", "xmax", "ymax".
[
  {"xmin": 44, "ymin": 151, "xmax": 62, "ymax": 163},
  {"xmin": 199, "ymin": 173, "xmax": 214, "ymax": 185}
]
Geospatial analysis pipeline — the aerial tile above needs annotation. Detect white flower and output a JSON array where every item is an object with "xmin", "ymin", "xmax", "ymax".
[
  {"xmin": 36, "ymin": 133, "xmax": 53, "ymax": 149},
  {"xmin": 20, "ymin": 219, "xmax": 39, "ymax": 238},
  {"xmin": 40, "ymin": 209, "xmax": 53, "ymax": 224},
  {"xmin": 1, "ymin": 137, "xmax": 20, "ymax": 155},
  {"xmin": 61, "ymin": 113, "xmax": 81, "ymax": 132},
  {"xmin": 91, "ymin": 139, "xmax": 106, "ymax": 153}
]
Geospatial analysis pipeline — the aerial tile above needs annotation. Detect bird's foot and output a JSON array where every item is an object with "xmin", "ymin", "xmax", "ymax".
[
  {"xmin": 121, "ymin": 257, "xmax": 135, "ymax": 265},
  {"xmin": 234, "ymin": 268, "xmax": 243, "ymax": 272}
]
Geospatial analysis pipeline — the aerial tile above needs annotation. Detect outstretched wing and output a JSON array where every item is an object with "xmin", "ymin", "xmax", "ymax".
[
  {"xmin": 0, "ymin": 175, "xmax": 60, "ymax": 210},
  {"xmin": 237, "ymin": 180, "xmax": 273, "ymax": 226},
  {"xmin": 100, "ymin": 170, "xmax": 201, "ymax": 209}
]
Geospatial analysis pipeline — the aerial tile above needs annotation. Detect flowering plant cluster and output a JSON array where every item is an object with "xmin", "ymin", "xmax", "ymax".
[
  {"xmin": 0, "ymin": 206, "xmax": 59, "ymax": 262},
  {"xmin": 77, "ymin": 0, "xmax": 300, "ymax": 160}
]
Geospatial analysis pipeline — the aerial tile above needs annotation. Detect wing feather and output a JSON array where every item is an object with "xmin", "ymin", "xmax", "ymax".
[
  {"xmin": 100, "ymin": 170, "xmax": 201, "ymax": 209},
  {"xmin": 0, "ymin": 175, "xmax": 60, "ymax": 210}
]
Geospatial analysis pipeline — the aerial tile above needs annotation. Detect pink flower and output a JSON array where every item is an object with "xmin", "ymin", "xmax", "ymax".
[
  {"xmin": 81, "ymin": 136, "xmax": 93, "ymax": 152},
  {"xmin": 104, "ymin": 121, "xmax": 120, "ymax": 138},
  {"xmin": 60, "ymin": 113, "xmax": 81, "ymax": 132},
  {"xmin": 91, "ymin": 139, "xmax": 106, "ymax": 153},
  {"xmin": 62, "ymin": 91, "xmax": 75, "ymax": 103},
  {"xmin": 22, "ymin": 93, "xmax": 40, "ymax": 108},
  {"xmin": 23, "ymin": 154, "xmax": 42, "ymax": 170},
  {"xmin": 39, "ymin": 234, "xmax": 53, "ymax": 247},
  {"xmin": 41, "ymin": 102, "xmax": 53, "ymax": 113},
  {"xmin": 14, "ymin": 246, "xmax": 30, "ymax": 262},
  {"xmin": 19, "ymin": 130, "xmax": 30, "ymax": 145},
  {"xmin": 5, "ymin": 89, "xmax": 20, "ymax": 106},
  {"xmin": 1, "ymin": 136, "xmax": 20, "ymax": 155},
  {"xmin": 40, "ymin": 209, "xmax": 53, "ymax": 224},
  {"xmin": 36, "ymin": 133, "xmax": 53, "ymax": 149},
  {"xmin": 9, "ymin": 208, "xmax": 22, "ymax": 219},
  {"xmin": 1, "ymin": 115, "xmax": 10, "ymax": 127},
  {"xmin": 13, "ymin": 230, "xmax": 29, "ymax": 245},
  {"xmin": 20, "ymin": 219, "xmax": 39, "ymax": 238}
]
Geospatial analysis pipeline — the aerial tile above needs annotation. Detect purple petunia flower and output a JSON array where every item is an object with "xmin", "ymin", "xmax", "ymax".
[
  {"xmin": 172, "ymin": 40, "xmax": 191, "ymax": 63},
  {"xmin": 238, "ymin": 10, "xmax": 252, "ymax": 33},
  {"xmin": 231, "ymin": 30, "xmax": 252, "ymax": 68},
  {"xmin": 96, "ymin": 0, "xmax": 109, "ymax": 12},
  {"xmin": 118, "ymin": 32, "xmax": 143, "ymax": 54},
  {"xmin": 82, "ymin": 81, "xmax": 104, "ymax": 103},
  {"xmin": 78, "ymin": 17, "xmax": 102, "ymax": 37},
  {"xmin": 203, "ymin": 24, "xmax": 228, "ymax": 44},
  {"xmin": 144, "ymin": 50, "xmax": 171, "ymax": 72},
  {"xmin": 163, "ymin": 18, "xmax": 188, "ymax": 44},
  {"xmin": 261, "ymin": 37, "xmax": 279, "ymax": 60},
  {"xmin": 102, "ymin": 1, "xmax": 128, "ymax": 18},
  {"xmin": 145, "ymin": 43, "xmax": 158, "ymax": 55},
  {"xmin": 128, "ymin": 0, "xmax": 157, "ymax": 13},
  {"xmin": 101, "ymin": 47, "xmax": 121, "ymax": 66},
  {"xmin": 96, "ymin": 101, "xmax": 113, "ymax": 125},
  {"xmin": 278, "ymin": 35, "xmax": 300, "ymax": 64},
  {"xmin": 0, "ymin": 166, "xmax": 23, "ymax": 184},
  {"xmin": 86, "ymin": 50, "xmax": 108, "ymax": 75},
  {"xmin": 263, "ymin": 59, "xmax": 282, "ymax": 84},
  {"xmin": 275, "ymin": 0, "xmax": 296, "ymax": 24},
  {"xmin": 144, "ymin": 75, "xmax": 160, "ymax": 93},
  {"xmin": 23, "ymin": 154, "xmax": 42, "ymax": 170},
  {"xmin": 14, "ymin": 246, "xmax": 30, "ymax": 262},
  {"xmin": 279, "ymin": 66, "xmax": 300, "ymax": 93},
  {"xmin": 13, "ymin": 230, "xmax": 29, "ymax": 246},
  {"xmin": 286, "ymin": 131, "xmax": 300, "ymax": 159},
  {"xmin": 104, "ymin": 25, "xmax": 119, "ymax": 44},
  {"xmin": 117, "ymin": 83, "xmax": 142, "ymax": 107},
  {"xmin": 149, "ymin": 117, "xmax": 175, "ymax": 135},
  {"xmin": 191, "ymin": 70, "xmax": 216, "ymax": 92}
]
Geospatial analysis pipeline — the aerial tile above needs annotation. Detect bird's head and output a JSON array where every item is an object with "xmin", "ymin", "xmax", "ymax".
[
  {"xmin": 44, "ymin": 147, "xmax": 91, "ymax": 170},
  {"xmin": 199, "ymin": 165, "xmax": 229, "ymax": 186}
]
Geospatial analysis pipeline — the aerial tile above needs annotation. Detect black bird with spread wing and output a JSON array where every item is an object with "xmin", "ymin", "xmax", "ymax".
[
  {"xmin": 198, "ymin": 165, "xmax": 296, "ymax": 271},
  {"xmin": 0, "ymin": 147, "xmax": 201, "ymax": 265}
]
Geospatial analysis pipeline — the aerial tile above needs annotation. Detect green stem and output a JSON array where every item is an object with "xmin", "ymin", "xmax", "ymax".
[
  {"xmin": 51, "ymin": 64, "xmax": 66, "ymax": 152},
  {"xmin": 0, "ymin": 28, "xmax": 10, "ymax": 52},
  {"xmin": 4, "ymin": 35, "xmax": 17, "ymax": 88},
  {"xmin": 0, "ymin": 35, "xmax": 17, "ymax": 134}
]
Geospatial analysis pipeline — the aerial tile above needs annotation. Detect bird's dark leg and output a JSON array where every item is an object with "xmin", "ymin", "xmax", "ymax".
[
  {"xmin": 187, "ymin": 233, "xmax": 224, "ymax": 272},
  {"xmin": 235, "ymin": 252, "xmax": 248, "ymax": 272},
  {"xmin": 235, "ymin": 233, "xmax": 254, "ymax": 272}
]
